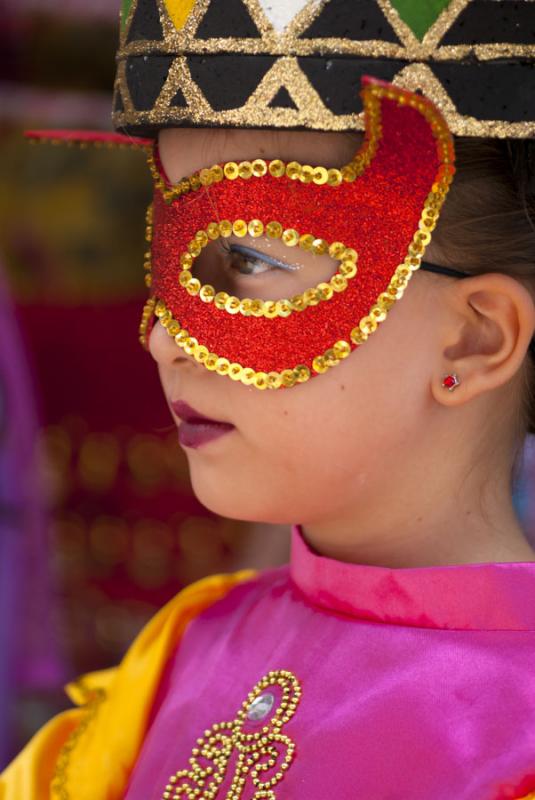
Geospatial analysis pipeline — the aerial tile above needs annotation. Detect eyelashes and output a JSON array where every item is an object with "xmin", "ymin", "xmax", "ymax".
[{"xmin": 218, "ymin": 240, "xmax": 300, "ymax": 275}]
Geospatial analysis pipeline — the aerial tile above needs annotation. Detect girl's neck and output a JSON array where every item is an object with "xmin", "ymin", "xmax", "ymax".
[{"xmin": 300, "ymin": 490, "xmax": 535, "ymax": 569}]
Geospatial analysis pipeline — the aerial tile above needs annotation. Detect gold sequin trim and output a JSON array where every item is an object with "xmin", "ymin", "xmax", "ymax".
[
  {"xmin": 140, "ymin": 82, "xmax": 453, "ymax": 389},
  {"xmin": 50, "ymin": 679, "xmax": 107, "ymax": 800},
  {"xmin": 175, "ymin": 219, "xmax": 358, "ymax": 319},
  {"xmin": 161, "ymin": 669, "xmax": 302, "ymax": 800}
]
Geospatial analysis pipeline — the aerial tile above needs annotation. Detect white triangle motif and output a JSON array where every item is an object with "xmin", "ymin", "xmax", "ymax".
[{"xmin": 256, "ymin": 0, "xmax": 321, "ymax": 32}]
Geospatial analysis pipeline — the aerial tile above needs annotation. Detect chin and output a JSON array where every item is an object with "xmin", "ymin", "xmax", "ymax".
[{"xmin": 189, "ymin": 475, "xmax": 296, "ymax": 526}]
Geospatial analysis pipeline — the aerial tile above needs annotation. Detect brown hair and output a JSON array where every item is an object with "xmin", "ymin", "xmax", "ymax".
[{"xmin": 430, "ymin": 137, "xmax": 535, "ymax": 437}]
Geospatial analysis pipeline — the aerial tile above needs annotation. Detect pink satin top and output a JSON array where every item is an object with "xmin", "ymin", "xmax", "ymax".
[{"xmin": 124, "ymin": 525, "xmax": 535, "ymax": 799}]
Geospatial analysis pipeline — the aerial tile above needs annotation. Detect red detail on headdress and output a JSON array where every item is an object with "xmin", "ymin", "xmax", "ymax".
[
  {"xmin": 150, "ymin": 76, "xmax": 453, "ymax": 374},
  {"xmin": 24, "ymin": 130, "xmax": 151, "ymax": 148}
]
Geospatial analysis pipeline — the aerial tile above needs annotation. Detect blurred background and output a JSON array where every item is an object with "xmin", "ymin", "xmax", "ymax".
[
  {"xmin": 1, "ymin": 0, "xmax": 535, "ymax": 771},
  {"xmin": 0, "ymin": 0, "xmax": 290, "ymax": 767}
]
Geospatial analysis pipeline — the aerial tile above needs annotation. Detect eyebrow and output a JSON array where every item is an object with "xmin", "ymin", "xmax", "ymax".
[{"xmin": 229, "ymin": 243, "xmax": 300, "ymax": 271}]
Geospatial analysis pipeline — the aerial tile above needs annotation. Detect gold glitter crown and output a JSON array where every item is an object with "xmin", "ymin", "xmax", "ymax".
[{"xmin": 114, "ymin": 0, "xmax": 535, "ymax": 138}]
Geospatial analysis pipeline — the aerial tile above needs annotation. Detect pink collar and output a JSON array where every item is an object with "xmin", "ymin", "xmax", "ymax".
[{"xmin": 289, "ymin": 524, "xmax": 535, "ymax": 630}]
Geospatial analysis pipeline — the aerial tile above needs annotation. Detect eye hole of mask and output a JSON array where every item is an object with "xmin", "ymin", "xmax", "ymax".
[{"xmin": 189, "ymin": 234, "xmax": 341, "ymax": 301}]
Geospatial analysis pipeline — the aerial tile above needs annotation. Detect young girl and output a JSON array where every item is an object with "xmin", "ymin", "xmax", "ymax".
[{"xmin": 3, "ymin": 1, "xmax": 535, "ymax": 798}]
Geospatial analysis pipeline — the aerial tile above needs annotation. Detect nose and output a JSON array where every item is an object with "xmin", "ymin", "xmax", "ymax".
[{"xmin": 148, "ymin": 319, "xmax": 195, "ymax": 368}]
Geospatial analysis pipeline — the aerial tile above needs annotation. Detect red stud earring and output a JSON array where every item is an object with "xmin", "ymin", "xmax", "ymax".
[{"xmin": 442, "ymin": 373, "xmax": 460, "ymax": 391}]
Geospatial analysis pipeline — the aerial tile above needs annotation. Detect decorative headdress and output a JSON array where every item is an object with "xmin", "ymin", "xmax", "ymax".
[
  {"xmin": 28, "ymin": 0, "xmax": 535, "ymax": 389},
  {"xmin": 114, "ymin": 0, "xmax": 535, "ymax": 138}
]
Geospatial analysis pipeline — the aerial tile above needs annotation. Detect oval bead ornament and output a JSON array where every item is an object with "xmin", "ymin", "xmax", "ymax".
[{"xmin": 142, "ymin": 76, "xmax": 456, "ymax": 390}]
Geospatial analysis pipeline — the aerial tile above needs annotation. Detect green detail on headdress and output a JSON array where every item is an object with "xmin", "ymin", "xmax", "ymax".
[
  {"xmin": 121, "ymin": 0, "xmax": 134, "ymax": 29},
  {"xmin": 390, "ymin": 0, "xmax": 452, "ymax": 40}
]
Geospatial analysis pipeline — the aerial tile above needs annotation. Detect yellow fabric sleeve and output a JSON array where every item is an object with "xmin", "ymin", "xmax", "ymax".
[{"xmin": 0, "ymin": 569, "xmax": 257, "ymax": 800}]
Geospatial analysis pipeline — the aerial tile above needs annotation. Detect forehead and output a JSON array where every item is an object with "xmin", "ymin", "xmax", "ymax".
[{"xmin": 158, "ymin": 127, "xmax": 362, "ymax": 183}]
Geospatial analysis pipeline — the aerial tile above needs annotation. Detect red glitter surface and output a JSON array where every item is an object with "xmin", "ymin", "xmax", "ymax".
[{"xmin": 150, "ymin": 77, "xmax": 452, "ymax": 374}]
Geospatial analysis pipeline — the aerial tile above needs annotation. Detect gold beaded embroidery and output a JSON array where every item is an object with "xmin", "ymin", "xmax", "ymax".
[
  {"xmin": 161, "ymin": 669, "xmax": 302, "ymax": 800},
  {"xmin": 50, "ymin": 680, "xmax": 107, "ymax": 800},
  {"xmin": 140, "ymin": 82, "xmax": 453, "ymax": 389},
  {"xmin": 175, "ymin": 220, "xmax": 358, "ymax": 319}
]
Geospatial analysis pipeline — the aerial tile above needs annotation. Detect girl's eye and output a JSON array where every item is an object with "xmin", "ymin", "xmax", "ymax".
[{"xmin": 228, "ymin": 247, "xmax": 274, "ymax": 276}]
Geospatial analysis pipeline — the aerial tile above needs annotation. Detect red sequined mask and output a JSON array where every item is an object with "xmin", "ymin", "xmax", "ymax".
[{"xmin": 141, "ymin": 76, "xmax": 455, "ymax": 390}]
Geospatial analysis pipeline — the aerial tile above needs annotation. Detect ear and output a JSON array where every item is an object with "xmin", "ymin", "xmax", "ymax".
[{"xmin": 430, "ymin": 272, "xmax": 535, "ymax": 407}]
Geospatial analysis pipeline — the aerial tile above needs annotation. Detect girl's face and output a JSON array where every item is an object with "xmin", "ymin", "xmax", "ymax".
[{"xmin": 150, "ymin": 127, "xmax": 447, "ymax": 527}]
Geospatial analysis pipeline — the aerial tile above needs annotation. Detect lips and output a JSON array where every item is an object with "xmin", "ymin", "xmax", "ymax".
[{"xmin": 170, "ymin": 400, "xmax": 235, "ymax": 449}]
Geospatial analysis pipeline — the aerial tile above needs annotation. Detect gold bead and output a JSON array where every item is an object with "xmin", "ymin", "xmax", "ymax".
[
  {"xmin": 214, "ymin": 291, "xmax": 229, "ymax": 309},
  {"xmin": 186, "ymin": 278, "xmax": 201, "ymax": 295},
  {"xmin": 184, "ymin": 336, "xmax": 198, "ymax": 355},
  {"xmin": 298, "ymin": 233, "xmax": 314, "ymax": 251},
  {"xmin": 294, "ymin": 365, "xmax": 310, "ymax": 383},
  {"xmin": 327, "ymin": 168, "xmax": 342, "ymax": 186},
  {"xmin": 275, "ymin": 299, "xmax": 292, "ymax": 317},
  {"xmin": 144, "ymin": 273, "xmax": 152, "ymax": 287},
  {"xmin": 290, "ymin": 293, "xmax": 306, "ymax": 311},
  {"xmin": 333, "ymin": 340, "xmax": 351, "ymax": 359},
  {"xmin": 281, "ymin": 228, "xmax": 299, "ymax": 247},
  {"xmin": 241, "ymin": 367, "xmax": 256, "ymax": 385},
  {"xmin": 267, "ymin": 372, "xmax": 282, "ymax": 389},
  {"xmin": 228, "ymin": 363, "xmax": 243, "ymax": 380},
  {"xmin": 211, "ymin": 164, "xmax": 224, "ymax": 182},
  {"xmin": 252, "ymin": 158, "xmax": 267, "ymax": 177},
  {"xmin": 268, "ymin": 159, "xmax": 285, "ymax": 178},
  {"xmin": 232, "ymin": 219, "xmax": 248, "ymax": 237},
  {"xmin": 215, "ymin": 357, "xmax": 230, "ymax": 375},
  {"xmin": 312, "ymin": 355, "xmax": 327, "ymax": 373},
  {"xmin": 200, "ymin": 284, "xmax": 215, "ymax": 302},
  {"xmin": 254, "ymin": 372, "xmax": 268, "ymax": 390},
  {"xmin": 188, "ymin": 241, "xmax": 202, "ymax": 257},
  {"xmin": 330, "ymin": 274, "xmax": 348, "ymax": 292},
  {"xmin": 179, "ymin": 270, "xmax": 192, "ymax": 287},
  {"xmin": 341, "ymin": 164, "xmax": 357, "ymax": 182},
  {"xmin": 281, "ymin": 369, "xmax": 296, "ymax": 387},
  {"xmin": 224, "ymin": 162, "xmax": 239, "ymax": 180},
  {"xmin": 155, "ymin": 300, "xmax": 166, "ymax": 317},
  {"xmin": 300, "ymin": 165, "xmax": 314, "ymax": 183},
  {"xmin": 303, "ymin": 288, "xmax": 320, "ymax": 306},
  {"xmin": 238, "ymin": 161, "xmax": 253, "ymax": 179},
  {"xmin": 350, "ymin": 327, "xmax": 368, "ymax": 345},
  {"xmin": 312, "ymin": 166, "xmax": 328, "ymax": 185},
  {"xmin": 224, "ymin": 295, "xmax": 241, "ymax": 314},
  {"xmin": 190, "ymin": 174, "xmax": 201, "ymax": 191},
  {"xmin": 219, "ymin": 220, "xmax": 233, "ymax": 237},
  {"xmin": 328, "ymin": 241, "xmax": 346, "ymax": 260},
  {"xmin": 204, "ymin": 353, "xmax": 218, "ymax": 370},
  {"xmin": 342, "ymin": 247, "xmax": 358, "ymax": 262},
  {"xmin": 360, "ymin": 315, "xmax": 378, "ymax": 334},
  {"xmin": 311, "ymin": 238, "xmax": 328, "ymax": 255},
  {"xmin": 248, "ymin": 219, "xmax": 264, "ymax": 237},
  {"xmin": 266, "ymin": 221, "xmax": 283, "ymax": 239},
  {"xmin": 239, "ymin": 298, "xmax": 252, "ymax": 316},
  {"xmin": 180, "ymin": 252, "xmax": 194, "ymax": 268},
  {"xmin": 194, "ymin": 345, "xmax": 209, "ymax": 363},
  {"xmin": 317, "ymin": 282, "xmax": 333, "ymax": 301},
  {"xmin": 370, "ymin": 304, "xmax": 387, "ymax": 322},
  {"xmin": 324, "ymin": 348, "xmax": 339, "ymax": 367},
  {"xmin": 263, "ymin": 300, "xmax": 278, "ymax": 319},
  {"xmin": 206, "ymin": 222, "xmax": 220, "ymax": 239},
  {"xmin": 195, "ymin": 230, "xmax": 209, "ymax": 247},
  {"xmin": 199, "ymin": 168, "xmax": 213, "ymax": 186},
  {"xmin": 340, "ymin": 260, "xmax": 357, "ymax": 278},
  {"xmin": 285, "ymin": 161, "xmax": 301, "ymax": 180},
  {"xmin": 250, "ymin": 298, "xmax": 265, "ymax": 317}
]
